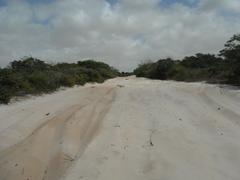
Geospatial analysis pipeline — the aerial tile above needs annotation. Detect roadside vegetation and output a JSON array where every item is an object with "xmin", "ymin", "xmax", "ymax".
[
  {"xmin": 0, "ymin": 58, "xmax": 119, "ymax": 104},
  {"xmin": 134, "ymin": 34, "xmax": 240, "ymax": 86},
  {"xmin": 1, "ymin": 34, "xmax": 239, "ymax": 104}
]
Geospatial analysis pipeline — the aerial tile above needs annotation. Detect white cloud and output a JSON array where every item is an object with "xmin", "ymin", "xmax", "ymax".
[
  {"xmin": 0, "ymin": 0, "xmax": 239, "ymax": 71},
  {"xmin": 199, "ymin": 0, "xmax": 240, "ymax": 13}
]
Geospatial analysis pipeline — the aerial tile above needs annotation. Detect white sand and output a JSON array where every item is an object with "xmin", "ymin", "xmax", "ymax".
[{"xmin": 0, "ymin": 76, "xmax": 240, "ymax": 180}]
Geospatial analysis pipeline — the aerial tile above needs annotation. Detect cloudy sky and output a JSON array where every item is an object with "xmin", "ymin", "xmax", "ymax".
[{"xmin": 0, "ymin": 0, "xmax": 239, "ymax": 71}]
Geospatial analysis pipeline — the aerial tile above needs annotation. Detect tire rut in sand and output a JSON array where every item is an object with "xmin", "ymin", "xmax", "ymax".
[{"xmin": 0, "ymin": 87, "xmax": 116, "ymax": 180}]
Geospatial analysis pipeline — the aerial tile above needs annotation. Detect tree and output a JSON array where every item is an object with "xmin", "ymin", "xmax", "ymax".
[
  {"xmin": 220, "ymin": 34, "xmax": 240, "ymax": 62},
  {"xmin": 219, "ymin": 34, "xmax": 240, "ymax": 85},
  {"xmin": 149, "ymin": 58, "xmax": 174, "ymax": 79},
  {"xmin": 11, "ymin": 57, "xmax": 49, "ymax": 72},
  {"xmin": 181, "ymin": 53, "xmax": 222, "ymax": 69}
]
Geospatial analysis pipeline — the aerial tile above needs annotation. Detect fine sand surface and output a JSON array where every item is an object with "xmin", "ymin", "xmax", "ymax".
[{"xmin": 0, "ymin": 76, "xmax": 240, "ymax": 180}]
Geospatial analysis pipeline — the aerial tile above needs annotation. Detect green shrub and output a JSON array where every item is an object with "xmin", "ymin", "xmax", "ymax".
[
  {"xmin": 134, "ymin": 61, "xmax": 155, "ymax": 77},
  {"xmin": 60, "ymin": 75, "xmax": 76, "ymax": 87},
  {"xmin": 168, "ymin": 64, "xmax": 190, "ymax": 81},
  {"xmin": 28, "ymin": 71, "xmax": 52, "ymax": 92},
  {"xmin": 0, "ymin": 58, "xmax": 118, "ymax": 104},
  {"xmin": 133, "ymin": 34, "xmax": 240, "ymax": 85},
  {"xmin": 0, "ymin": 87, "xmax": 11, "ymax": 104}
]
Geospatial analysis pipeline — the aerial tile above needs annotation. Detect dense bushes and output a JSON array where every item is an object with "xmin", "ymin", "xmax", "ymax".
[
  {"xmin": 0, "ymin": 58, "xmax": 119, "ymax": 104},
  {"xmin": 134, "ymin": 55, "xmax": 227, "ymax": 82},
  {"xmin": 134, "ymin": 34, "xmax": 240, "ymax": 85}
]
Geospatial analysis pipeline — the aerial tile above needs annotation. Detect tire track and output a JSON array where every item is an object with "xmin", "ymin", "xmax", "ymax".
[{"xmin": 0, "ymin": 86, "xmax": 116, "ymax": 180}]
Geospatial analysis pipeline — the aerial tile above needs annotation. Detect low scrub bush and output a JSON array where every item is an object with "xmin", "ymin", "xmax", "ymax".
[
  {"xmin": 0, "ymin": 58, "xmax": 119, "ymax": 104},
  {"xmin": 133, "ymin": 34, "xmax": 240, "ymax": 85}
]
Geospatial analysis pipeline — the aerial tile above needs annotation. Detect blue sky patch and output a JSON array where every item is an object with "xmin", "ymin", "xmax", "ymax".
[
  {"xmin": 106, "ymin": 0, "xmax": 118, "ymax": 7},
  {"xmin": 133, "ymin": 34, "xmax": 146, "ymax": 45},
  {"xmin": 0, "ymin": 0, "xmax": 6, "ymax": 7},
  {"xmin": 219, "ymin": 10, "xmax": 240, "ymax": 21},
  {"xmin": 159, "ymin": 0, "xmax": 199, "ymax": 8},
  {"xmin": 32, "ymin": 16, "xmax": 52, "ymax": 26},
  {"xmin": 26, "ymin": 0, "xmax": 56, "ymax": 5}
]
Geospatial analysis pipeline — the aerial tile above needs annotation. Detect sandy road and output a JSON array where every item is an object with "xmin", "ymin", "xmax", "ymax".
[{"xmin": 0, "ymin": 77, "xmax": 240, "ymax": 180}]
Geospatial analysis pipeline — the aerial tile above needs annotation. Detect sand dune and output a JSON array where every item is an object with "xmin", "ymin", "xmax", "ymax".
[{"xmin": 0, "ymin": 77, "xmax": 240, "ymax": 180}]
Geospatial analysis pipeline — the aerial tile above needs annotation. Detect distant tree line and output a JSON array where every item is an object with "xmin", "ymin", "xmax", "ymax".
[
  {"xmin": 0, "ymin": 58, "xmax": 119, "ymax": 104},
  {"xmin": 134, "ymin": 34, "xmax": 240, "ymax": 85},
  {"xmin": 1, "ymin": 34, "xmax": 239, "ymax": 104}
]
